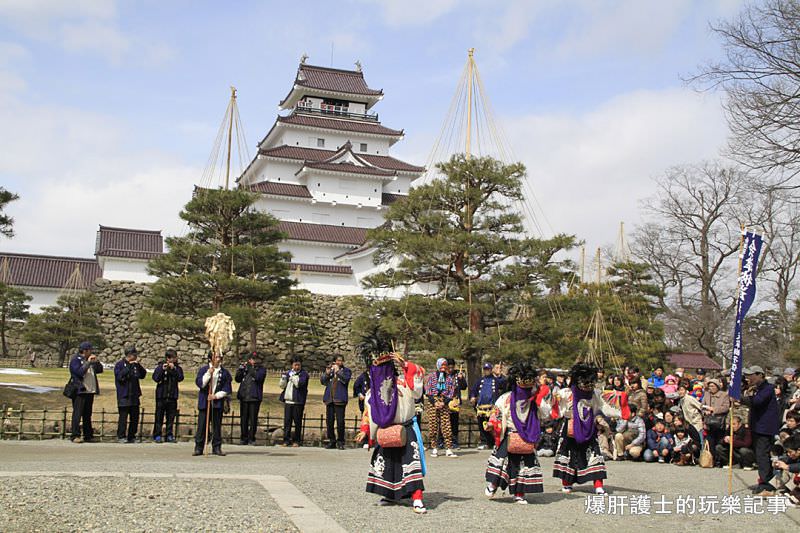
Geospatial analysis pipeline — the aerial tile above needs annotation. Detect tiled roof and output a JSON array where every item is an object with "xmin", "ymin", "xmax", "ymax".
[
  {"xmin": 259, "ymin": 145, "xmax": 424, "ymax": 173},
  {"xmin": 295, "ymin": 64, "xmax": 383, "ymax": 96},
  {"xmin": 278, "ymin": 221, "xmax": 367, "ymax": 245},
  {"xmin": 277, "ymin": 114, "xmax": 402, "ymax": 137},
  {"xmin": 665, "ymin": 352, "xmax": 722, "ymax": 371},
  {"xmin": 289, "ymin": 262, "xmax": 353, "ymax": 275},
  {"xmin": 0, "ymin": 252, "xmax": 102, "ymax": 289},
  {"xmin": 95, "ymin": 226, "xmax": 163, "ymax": 260},
  {"xmin": 381, "ymin": 193, "xmax": 407, "ymax": 205},
  {"xmin": 249, "ymin": 181, "xmax": 312, "ymax": 198},
  {"xmin": 301, "ymin": 161, "xmax": 396, "ymax": 177}
]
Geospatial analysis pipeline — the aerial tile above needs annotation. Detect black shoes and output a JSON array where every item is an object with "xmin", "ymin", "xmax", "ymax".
[
  {"xmin": 192, "ymin": 448, "xmax": 203, "ymax": 456},
  {"xmin": 337, "ymin": 443, "xmax": 345, "ymax": 450},
  {"xmin": 212, "ymin": 448, "xmax": 226, "ymax": 456},
  {"xmin": 325, "ymin": 442, "xmax": 337, "ymax": 449}
]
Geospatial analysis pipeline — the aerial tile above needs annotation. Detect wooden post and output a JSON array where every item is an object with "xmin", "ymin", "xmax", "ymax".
[
  {"xmin": 100, "ymin": 408, "xmax": 105, "ymax": 441},
  {"xmin": 729, "ymin": 226, "xmax": 746, "ymax": 496},
  {"xmin": 176, "ymin": 409, "xmax": 181, "ymax": 442},
  {"xmin": 40, "ymin": 409, "xmax": 47, "ymax": 440},
  {"xmin": 17, "ymin": 404, "xmax": 24, "ymax": 440},
  {"xmin": 139, "ymin": 406, "xmax": 145, "ymax": 442},
  {"xmin": 0, "ymin": 404, "xmax": 5, "ymax": 439},
  {"xmin": 61, "ymin": 406, "xmax": 68, "ymax": 440}
]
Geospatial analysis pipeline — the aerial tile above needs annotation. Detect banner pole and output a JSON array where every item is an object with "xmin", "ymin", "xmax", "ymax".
[{"xmin": 728, "ymin": 225, "xmax": 745, "ymax": 495}]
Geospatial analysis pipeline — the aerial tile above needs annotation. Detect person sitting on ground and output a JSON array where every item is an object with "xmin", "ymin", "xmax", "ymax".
[
  {"xmin": 595, "ymin": 414, "xmax": 616, "ymax": 460},
  {"xmin": 644, "ymin": 418, "xmax": 673, "ymax": 463},
  {"xmin": 772, "ymin": 434, "xmax": 800, "ymax": 507},
  {"xmin": 614, "ymin": 405, "xmax": 646, "ymax": 461},
  {"xmin": 714, "ymin": 415, "xmax": 754, "ymax": 470},
  {"xmin": 537, "ymin": 420, "xmax": 558, "ymax": 458},
  {"xmin": 671, "ymin": 426, "xmax": 694, "ymax": 465},
  {"xmin": 671, "ymin": 415, "xmax": 701, "ymax": 458},
  {"xmin": 779, "ymin": 411, "xmax": 800, "ymax": 445}
]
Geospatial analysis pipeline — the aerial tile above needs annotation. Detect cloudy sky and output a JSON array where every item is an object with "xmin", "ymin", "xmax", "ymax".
[{"xmin": 0, "ymin": 0, "xmax": 743, "ymax": 258}]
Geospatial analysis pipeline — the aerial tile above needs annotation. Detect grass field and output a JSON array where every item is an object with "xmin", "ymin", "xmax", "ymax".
[{"xmin": 0, "ymin": 367, "xmax": 362, "ymax": 420}]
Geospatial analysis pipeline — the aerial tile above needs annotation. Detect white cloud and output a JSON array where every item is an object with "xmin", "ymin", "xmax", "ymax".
[
  {"xmin": 0, "ymin": 91, "xmax": 198, "ymax": 257},
  {"xmin": 0, "ymin": 0, "xmax": 174, "ymax": 67},
  {"xmin": 360, "ymin": 0, "xmax": 460, "ymax": 26},
  {"xmin": 502, "ymin": 87, "xmax": 729, "ymax": 247}
]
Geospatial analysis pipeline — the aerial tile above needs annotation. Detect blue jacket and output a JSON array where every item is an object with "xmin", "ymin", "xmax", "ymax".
[
  {"xmin": 646, "ymin": 428, "xmax": 674, "ymax": 450},
  {"xmin": 69, "ymin": 354, "xmax": 104, "ymax": 395},
  {"xmin": 469, "ymin": 375, "xmax": 504, "ymax": 405},
  {"xmin": 648, "ymin": 373, "xmax": 665, "ymax": 388},
  {"xmin": 321, "ymin": 366, "xmax": 352, "ymax": 404},
  {"xmin": 114, "ymin": 359, "xmax": 147, "ymax": 407},
  {"xmin": 235, "ymin": 363, "xmax": 267, "ymax": 402},
  {"xmin": 152, "ymin": 362, "xmax": 184, "ymax": 400},
  {"xmin": 195, "ymin": 365, "xmax": 233, "ymax": 410},
  {"xmin": 352, "ymin": 371, "xmax": 370, "ymax": 399},
  {"xmin": 279, "ymin": 369, "xmax": 309, "ymax": 404},
  {"xmin": 745, "ymin": 380, "xmax": 780, "ymax": 436}
]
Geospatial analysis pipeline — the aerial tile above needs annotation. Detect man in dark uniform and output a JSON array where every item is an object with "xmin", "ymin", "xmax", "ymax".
[
  {"xmin": 68, "ymin": 341, "xmax": 103, "ymax": 443},
  {"xmin": 194, "ymin": 352, "xmax": 232, "ymax": 456},
  {"xmin": 235, "ymin": 351, "xmax": 267, "ymax": 445},
  {"xmin": 152, "ymin": 348, "xmax": 183, "ymax": 443},
  {"xmin": 469, "ymin": 362, "xmax": 504, "ymax": 449},
  {"xmin": 114, "ymin": 346, "xmax": 147, "ymax": 443},
  {"xmin": 742, "ymin": 365, "xmax": 780, "ymax": 496},
  {"xmin": 321, "ymin": 355, "xmax": 351, "ymax": 449}
]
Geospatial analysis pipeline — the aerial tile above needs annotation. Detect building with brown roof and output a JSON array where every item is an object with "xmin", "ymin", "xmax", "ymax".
[
  {"xmin": 239, "ymin": 57, "xmax": 424, "ymax": 295},
  {"xmin": 95, "ymin": 225, "xmax": 164, "ymax": 283}
]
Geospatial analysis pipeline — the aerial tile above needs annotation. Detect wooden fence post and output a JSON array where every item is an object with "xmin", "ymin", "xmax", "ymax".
[
  {"xmin": 61, "ymin": 406, "xmax": 68, "ymax": 440},
  {"xmin": 17, "ymin": 404, "xmax": 24, "ymax": 440},
  {"xmin": 40, "ymin": 409, "xmax": 47, "ymax": 440}
]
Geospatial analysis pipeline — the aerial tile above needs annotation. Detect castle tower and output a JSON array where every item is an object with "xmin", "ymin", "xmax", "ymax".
[{"xmin": 239, "ymin": 60, "xmax": 424, "ymax": 295}]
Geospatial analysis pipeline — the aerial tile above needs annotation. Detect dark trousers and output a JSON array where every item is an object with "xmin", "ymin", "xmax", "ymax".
[
  {"xmin": 283, "ymin": 403, "xmax": 304, "ymax": 444},
  {"xmin": 239, "ymin": 400, "xmax": 261, "ymax": 443},
  {"xmin": 153, "ymin": 398, "xmax": 177, "ymax": 438},
  {"xmin": 71, "ymin": 393, "xmax": 94, "ymax": 440},
  {"xmin": 706, "ymin": 426, "xmax": 726, "ymax": 465},
  {"xmin": 715, "ymin": 443, "xmax": 755, "ymax": 468},
  {"xmin": 477, "ymin": 415, "xmax": 493, "ymax": 446},
  {"xmin": 450, "ymin": 410, "xmax": 460, "ymax": 446},
  {"xmin": 753, "ymin": 433, "xmax": 775, "ymax": 490},
  {"xmin": 195, "ymin": 407, "xmax": 223, "ymax": 451},
  {"xmin": 326, "ymin": 403, "xmax": 346, "ymax": 445},
  {"xmin": 117, "ymin": 405, "xmax": 140, "ymax": 441}
]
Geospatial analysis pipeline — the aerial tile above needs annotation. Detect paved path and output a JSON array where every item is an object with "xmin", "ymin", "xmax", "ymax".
[{"xmin": 0, "ymin": 441, "xmax": 798, "ymax": 532}]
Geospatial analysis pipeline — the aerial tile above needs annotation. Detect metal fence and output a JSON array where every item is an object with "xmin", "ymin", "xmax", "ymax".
[{"xmin": 0, "ymin": 404, "xmax": 487, "ymax": 448}]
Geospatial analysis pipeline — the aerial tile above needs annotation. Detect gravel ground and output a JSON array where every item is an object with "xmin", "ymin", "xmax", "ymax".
[
  {"xmin": 0, "ymin": 440, "xmax": 798, "ymax": 532},
  {"xmin": 0, "ymin": 476, "xmax": 297, "ymax": 533}
]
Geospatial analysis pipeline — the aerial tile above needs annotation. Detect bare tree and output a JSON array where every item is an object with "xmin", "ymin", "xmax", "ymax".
[
  {"xmin": 632, "ymin": 163, "xmax": 751, "ymax": 360},
  {"xmin": 754, "ymin": 188, "xmax": 800, "ymax": 336},
  {"xmin": 692, "ymin": 0, "xmax": 800, "ymax": 185}
]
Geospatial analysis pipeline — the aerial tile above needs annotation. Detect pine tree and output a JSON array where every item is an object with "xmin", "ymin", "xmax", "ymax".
[
  {"xmin": 140, "ymin": 188, "xmax": 293, "ymax": 347},
  {"xmin": 0, "ymin": 282, "xmax": 31, "ymax": 357},
  {"xmin": 364, "ymin": 154, "xmax": 577, "ymax": 383},
  {"xmin": 23, "ymin": 292, "xmax": 105, "ymax": 366},
  {"xmin": 0, "ymin": 187, "xmax": 19, "ymax": 238},
  {"xmin": 267, "ymin": 289, "xmax": 324, "ymax": 362}
]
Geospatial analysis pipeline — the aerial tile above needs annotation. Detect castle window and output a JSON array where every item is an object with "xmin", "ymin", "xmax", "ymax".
[
  {"xmin": 360, "ymin": 143, "xmax": 368, "ymax": 152},
  {"xmin": 317, "ymin": 138, "xmax": 325, "ymax": 148}
]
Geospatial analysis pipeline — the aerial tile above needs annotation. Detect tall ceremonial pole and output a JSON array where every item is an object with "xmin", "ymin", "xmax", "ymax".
[
  {"xmin": 728, "ymin": 226, "xmax": 745, "ymax": 494},
  {"xmin": 726, "ymin": 227, "xmax": 763, "ymax": 494},
  {"xmin": 204, "ymin": 313, "xmax": 236, "ymax": 456}
]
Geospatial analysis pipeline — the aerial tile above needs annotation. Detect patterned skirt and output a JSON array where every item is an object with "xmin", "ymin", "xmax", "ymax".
[
  {"xmin": 552, "ymin": 420, "xmax": 607, "ymax": 484},
  {"xmin": 485, "ymin": 433, "xmax": 543, "ymax": 495},
  {"xmin": 366, "ymin": 424, "xmax": 425, "ymax": 500}
]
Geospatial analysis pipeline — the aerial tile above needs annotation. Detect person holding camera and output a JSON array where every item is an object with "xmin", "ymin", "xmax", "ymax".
[
  {"xmin": 114, "ymin": 345, "xmax": 147, "ymax": 443},
  {"xmin": 194, "ymin": 352, "xmax": 232, "ymax": 456},
  {"xmin": 235, "ymin": 351, "xmax": 267, "ymax": 445},
  {"xmin": 68, "ymin": 341, "xmax": 103, "ymax": 443},
  {"xmin": 279, "ymin": 356, "xmax": 309, "ymax": 446},
  {"xmin": 152, "ymin": 349, "xmax": 184, "ymax": 443},
  {"xmin": 321, "ymin": 355, "xmax": 352, "ymax": 449},
  {"xmin": 742, "ymin": 365, "xmax": 780, "ymax": 496}
]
